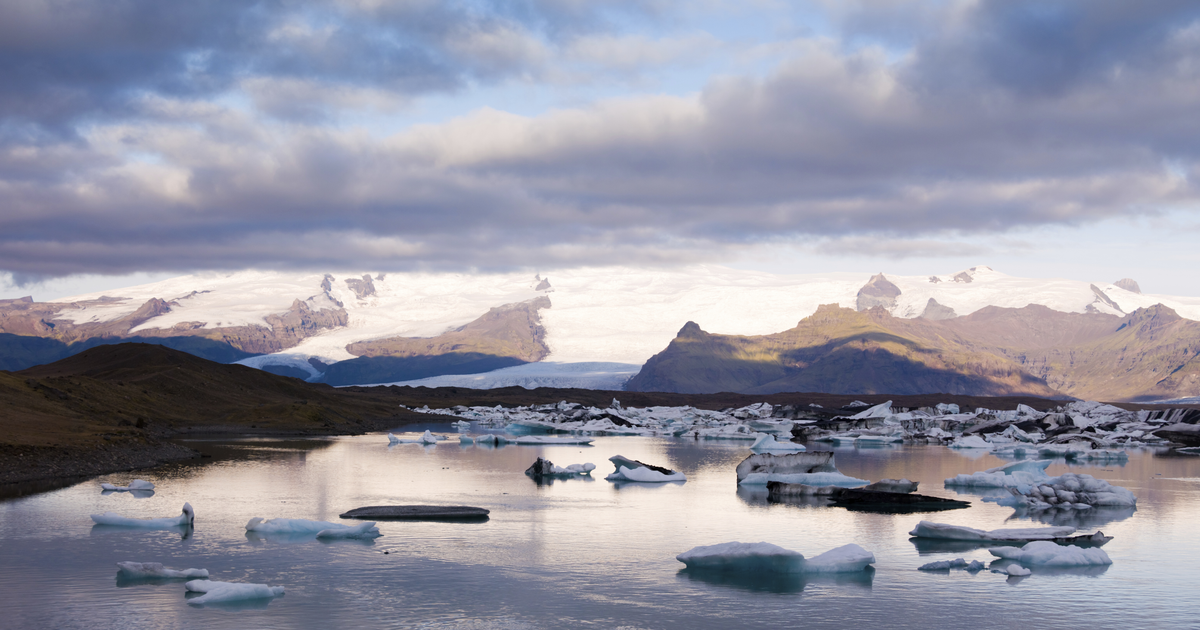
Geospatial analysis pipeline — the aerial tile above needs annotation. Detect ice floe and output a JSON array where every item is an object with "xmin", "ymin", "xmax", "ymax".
[
  {"xmin": 185, "ymin": 580, "xmax": 285, "ymax": 605},
  {"xmin": 917, "ymin": 558, "xmax": 986, "ymax": 572},
  {"xmin": 605, "ymin": 455, "xmax": 686, "ymax": 483},
  {"xmin": 117, "ymin": 562, "xmax": 208, "ymax": 579},
  {"xmin": 909, "ymin": 521, "xmax": 1077, "ymax": 542},
  {"xmin": 988, "ymin": 541, "xmax": 1113, "ymax": 567},
  {"xmin": 676, "ymin": 542, "xmax": 875, "ymax": 574},
  {"xmin": 245, "ymin": 517, "xmax": 381, "ymax": 538},
  {"xmin": 100, "ymin": 480, "xmax": 155, "ymax": 492},
  {"xmin": 91, "ymin": 503, "xmax": 195, "ymax": 529}
]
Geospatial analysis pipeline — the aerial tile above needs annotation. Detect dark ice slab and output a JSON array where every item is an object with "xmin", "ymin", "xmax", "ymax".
[{"xmin": 340, "ymin": 506, "xmax": 490, "ymax": 521}]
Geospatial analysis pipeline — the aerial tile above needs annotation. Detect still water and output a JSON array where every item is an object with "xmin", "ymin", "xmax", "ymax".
[{"xmin": 2, "ymin": 423, "xmax": 1198, "ymax": 629}]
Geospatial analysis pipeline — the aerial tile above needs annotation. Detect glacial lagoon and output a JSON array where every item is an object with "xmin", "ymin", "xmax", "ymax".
[{"xmin": 2, "ymin": 424, "xmax": 1198, "ymax": 629}]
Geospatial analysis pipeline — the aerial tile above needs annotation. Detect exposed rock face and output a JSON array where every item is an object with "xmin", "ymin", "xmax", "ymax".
[
  {"xmin": 953, "ymin": 271, "xmax": 973, "ymax": 283},
  {"xmin": 627, "ymin": 302, "xmax": 1200, "ymax": 401},
  {"xmin": 320, "ymin": 274, "xmax": 334, "ymax": 292},
  {"xmin": 535, "ymin": 278, "xmax": 552, "ymax": 291},
  {"xmin": 928, "ymin": 276, "xmax": 941, "ymax": 284},
  {"xmin": 1114, "ymin": 278, "xmax": 1142, "ymax": 294},
  {"xmin": 920, "ymin": 298, "xmax": 957, "ymax": 320},
  {"xmin": 855, "ymin": 273, "xmax": 902, "ymax": 311},
  {"xmin": 344, "ymin": 274, "xmax": 376, "ymax": 299},
  {"xmin": 1088, "ymin": 284, "xmax": 1123, "ymax": 313}
]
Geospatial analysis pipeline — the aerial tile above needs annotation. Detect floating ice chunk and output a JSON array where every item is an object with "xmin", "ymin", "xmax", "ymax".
[
  {"xmin": 944, "ymin": 460, "xmax": 1052, "ymax": 489},
  {"xmin": 917, "ymin": 558, "xmax": 987, "ymax": 572},
  {"xmin": 246, "ymin": 517, "xmax": 380, "ymax": 538},
  {"xmin": 607, "ymin": 465, "xmax": 686, "ymax": 483},
  {"xmin": 100, "ymin": 480, "xmax": 155, "ymax": 492},
  {"xmin": 848, "ymin": 401, "xmax": 893, "ymax": 419},
  {"xmin": 861, "ymin": 478, "xmax": 918, "ymax": 493},
  {"xmin": 117, "ymin": 562, "xmax": 208, "ymax": 579},
  {"xmin": 185, "ymin": 580, "xmax": 285, "ymax": 605},
  {"xmin": 316, "ymin": 521, "xmax": 382, "ymax": 539},
  {"xmin": 988, "ymin": 541, "xmax": 1112, "ymax": 567},
  {"xmin": 989, "ymin": 473, "xmax": 1137, "ymax": 510},
  {"xmin": 676, "ymin": 542, "xmax": 873, "ymax": 574},
  {"xmin": 525, "ymin": 457, "xmax": 596, "ymax": 477},
  {"xmin": 750, "ymin": 433, "xmax": 807, "ymax": 452},
  {"xmin": 387, "ymin": 430, "xmax": 442, "ymax": 444},
  {"xmin": 909, "ymin": 521, "xmax": 1076, "ymax": 542},
  {"xmin": 949, "ymin": 435, "xmax": 992, "ymax": 449},
  {"xmin": 735, "ymin": 452, "xmax": 836, "ymax": 483},
  {"xmin": 739, "ymin": 472, "xmax": 869, "ymax": 487},
  {"xmin": 92, "ymin": 503, "xmax": 195, "ymax": 529},
  {"xmin": 459, "ymin": 435, "xmax": 474, "ymax": 444},
  {"xmin": 1006, "ymin": 565, "xmax": 1031, "ymax": 576}
]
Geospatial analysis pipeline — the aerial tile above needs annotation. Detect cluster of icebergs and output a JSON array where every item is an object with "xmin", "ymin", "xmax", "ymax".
[
  {"xmin": 409, "ymin": 399, "xmax": 1199, "ymax": 460},
  {"xmin": 943, "ymin": 459, "xmax": 1137, "ymax": 511},
  {"xmin": 116, "ymin": 561, "xmax": 284, "ymax": 605}
]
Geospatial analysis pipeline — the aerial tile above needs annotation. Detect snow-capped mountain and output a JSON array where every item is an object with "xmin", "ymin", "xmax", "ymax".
[{"xmin": 4, "ymin": 265, "xmax": 1198, "ymax": 390}]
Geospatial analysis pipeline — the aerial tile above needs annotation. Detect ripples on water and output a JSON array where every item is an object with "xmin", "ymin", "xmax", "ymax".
[{"xmin": 1, "ymin": 423, "xmax": 1198, "ymax": 629}]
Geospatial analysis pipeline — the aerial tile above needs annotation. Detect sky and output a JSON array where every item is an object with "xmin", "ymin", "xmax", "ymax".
[{"xmin": 3, "ymin": 0, "xmax": 1200, "ymax": 300}]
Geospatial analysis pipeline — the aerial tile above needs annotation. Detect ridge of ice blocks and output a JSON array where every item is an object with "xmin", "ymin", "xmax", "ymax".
[
  {"xmin": 917, "ymin": 558, "xmax": 985, "ymax": 572},
  {"xmin": 117, "ymin": 562, "xmax": 208, "ymax": 579},
  {"xmin": 676, "ymin": 542, "xmax": 875, "ymax": 574},
  {"xmin": 909, "ymin": 521, "xmax": 1077, "ymax": 542},
  {"xmin": 185, "ymin": 580, "xmax": 285, "ymax": 605},
  {"xmin": 100, "ymin": 480, "xmax": 155, "ymax": 492},
  {"xmin": 750, "ymin": 433, "xmax": 806, "ymax": 452},
  {"xmin": 989, "ymin": 473, "xmax": 1137, "ymax": 510},
  {"xmin": 246, "ymin": 517, "xmax": 381, "ymax": 538},
  {"xmin": 988, "ymin": 541, "xmax": 1113, "ymax": 567},
  {"xmin": 91, "ymin": 503, "xmax": 195, "ymax": 529},
  {"xmin": 388, "ymin": 430, "xmax": 441, "ymax": 444},
  {"xmin": 605, "ymin": 455, "xmax": 686, "ymax": 483}
]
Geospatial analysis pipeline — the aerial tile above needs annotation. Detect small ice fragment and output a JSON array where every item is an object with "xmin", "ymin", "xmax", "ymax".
[
  {"xmin": 185, "ymin": 580, "xmax": 285, "ymax": 605},
  {"xmin": 117, "ymin": 562, "xmax": 208, "ymax": 579}
]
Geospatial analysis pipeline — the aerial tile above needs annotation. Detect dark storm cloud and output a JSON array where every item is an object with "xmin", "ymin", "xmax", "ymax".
[{"xmin": 0, "ymin": 0, "xmax": 1199, "ymax": 276}]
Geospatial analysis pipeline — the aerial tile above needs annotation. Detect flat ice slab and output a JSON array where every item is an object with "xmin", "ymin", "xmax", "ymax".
[
  {"xmin": 117, "ymin": 562, "xmax": 208, "ymax": 579},
  {"xmin": 186, "ymin": 580, "xmax": 285, "ymax": 605},
  {"xmin": 989, "ymin": 541, "xmax": 1113, "ymax": 567},
  {"xmin": 739, "ymin": 472, "xmax": 868, "ymax": 487},
  {"xmin": 909, "ymin": 521, "xmax": 1077, "ymax": 542},
  {"xmin": 245, "ymin": 517, "xmax": 381, "ymax": 538},
  {"xmin": 676, "ymin": 542, "xmax": 875, "ymax": 574},
  {"xmin": 100, "ymin": 480, "xmax": 155, "ymax": 492},
  {"xmin": 91, "ymin": 503, "xmax": 194, "ymax": 529},
  {"xmin": 339, "ymin": 506, "xmax": 491, "ymax": 520}
]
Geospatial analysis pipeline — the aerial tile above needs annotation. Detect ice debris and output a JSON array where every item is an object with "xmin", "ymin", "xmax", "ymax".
[
  {"xmin": 988, "ymin": 541, "xmax": 1112, "ymax": 567},
  {"xmin": 917, "ymin": 558, "xmax": 985, "ymax": 572},
  {"xmin": 676, "ymin": 542, "xmax": 875, "ymax": 574},
  {"xmin": 605, "ymin": 455, "xmax": 686, "ymax": 483},
  {"xmin": 100, "ymin": 480, "xmax": 155, "ymax": 492},
  {"xmin": 91, "ymin": 503, "xmax": 194, "ymax": 529},
  {"xmin": 117, "ymin": 562, "xmax": 208, "ymax": 579},
  {"xmin": 185, "ymin": 580, "xmax": 285, "ymax": 605},
  {"xmin": 245, "ymin": 517, "xmax": 381, "ymax": 538}
]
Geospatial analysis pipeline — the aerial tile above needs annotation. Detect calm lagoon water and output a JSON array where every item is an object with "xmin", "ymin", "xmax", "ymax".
[{"xmin": 2, "ymin": 423, "xmax": 1199, "ymax": 629}]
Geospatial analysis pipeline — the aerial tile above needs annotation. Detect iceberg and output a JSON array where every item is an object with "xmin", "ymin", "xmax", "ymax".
[
  {"xmin": 388, "ymin": 430, "xmax": 441, "ymax": 444},
  {"xmin": 1006, "ymin": 565, "xmax": 1032, "ymax": 576},
  {"xmin": 944, "ymin": 459, "xmax": 1053, "ymax": 489},
  {"xmin": 246, "ymin": 517, "xmax": 380, "ymax": 538},
  {"xmin": 749, "ymin": 433, "xmax": 806, "ymax": 452},
  {"xmin": 676, "ymin": 542, "xmax": 874, "ymax": 574},
  {"xmin": 988, "ymin": 541, "xmax": 1113, "ymax": 567},
  {"xmin": 607, "ymin": 465, "xmax": 687, "ymax": 483},
  {"xmin": 185, "ymin": 580, "xmax": 285, "ymax": 605},
  {"xmin": 847, "ymin": 401, "xmax": 892, "ymax": 420},
  {"xmin": 909, "ymin": 521, "xmax": 1077, "ymax": 542},
  {"xmin": 116, "ymin": 562, "xmax": 208, "ymax": 579},
  {"xmin": 988, "ymin": 473, "xmax": 1137, "ymax": 510},
  {"xmin": 100, "ymin": 480, "xmax": 155, "ymax": 492},
  {"xmin": 739, "ymin": 472, "xmax": 869, "ymax": 487},
  {"xmin": 735, "ymin": 452, "xmax": 836, "ymax": 483},
  {"xmin": 917, "ymin": 558, "xmax": 986, "ymax": 572},
  {"xmin": 949, "ymin": 435, "xmax": 992, "ymax": 449},
  {"xmin": 91, "ymin": 503, "xmax": 195, "ymax": 529},
  {"xmin": 525, "ymin": 457, "xmax": 596, "ymax": 477}
]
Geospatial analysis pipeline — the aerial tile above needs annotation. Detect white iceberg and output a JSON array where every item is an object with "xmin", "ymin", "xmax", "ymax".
[
  {"xmin": 607, "ymin": 465, "xmax": 687, "ymax": 483},
  {"xmin": 944, "ymin": 459, "xmax": 1053, "ymax": 489},
  {"xmin": 676, "ymin": 542, "xmax": 874, "ymax": 574},
  {"xmin": 388, "ymin": 430, "xmax": 441, "ymax": 444},
  {"xmin": 100, "ymin": 480, "xmax": 155, "ymax": 492},
  {"xmin": 117, "ymin": 562, "xmax": 208, "ymax": 579},
  {"xmin": 988, "ymin": 541, "xmax": 1112, "ymax": 567},
  {"xmin": 949, "ymin": 435, "xmax": 992, "ymax": 449},
  {"xmin": 847, "ymin": 401, "xmax": 893, "ymax": 419},
  {"xmin": 909, "ymin": 521, "xmax": 1077, "ymax": 542},
  {"xmin": 246, "ymin": 517, "xmax": 380, "ymax": 538},
  {"xmin": 750, "ymin": 433, "xmax": 807, "ymax": 452},
  {"xmin": 185, "ymin": 580, "xmax": 285, "ymax": 605},
  {"xmin": 91, "ymin": 503, "xmax": 195, "ymax": 529},
  {"xmin": 738, "ymin": 472, "xmax": 869, "ymax": 487}
]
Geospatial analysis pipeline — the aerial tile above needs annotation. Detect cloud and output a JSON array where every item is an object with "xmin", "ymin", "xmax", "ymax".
[{"xmin": 1, "ymin": 0, "xmax": 1200, "ymax": 277}]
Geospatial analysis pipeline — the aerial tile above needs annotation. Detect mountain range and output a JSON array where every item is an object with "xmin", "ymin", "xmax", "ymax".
[{"xmin": 2, "ymin": 266, "xmax": 1199, "ymax": 400}]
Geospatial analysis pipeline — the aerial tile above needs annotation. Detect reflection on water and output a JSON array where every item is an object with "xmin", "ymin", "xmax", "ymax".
[{"xmin": 1, "ymin": 425, "xmax": 1198, "ymax": 629}]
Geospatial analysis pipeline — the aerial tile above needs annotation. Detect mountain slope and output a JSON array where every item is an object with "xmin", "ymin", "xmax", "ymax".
[{"xmin": 627, "ymin": 304, "xmax": 1200, "ymax": 400}]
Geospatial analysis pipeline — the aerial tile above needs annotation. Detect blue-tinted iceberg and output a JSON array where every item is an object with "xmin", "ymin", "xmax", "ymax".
[
  {"xmin": 91, "ymin": 503, "xmax": 194, "ymax": 529},
  {"xmin": 989, "ymin": 541, "xmax": 1112, "ymax": 567},
  {"xmin": 677, "ymin": 542, "xmax": 874, "ymax": 574},
  {"xmin": 117, "ymin": 562, "xmax": 207, "ymax": 579},
  {"xmin": 185, "ymin": 580, "xmax": 285, "ymax": 605}
]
